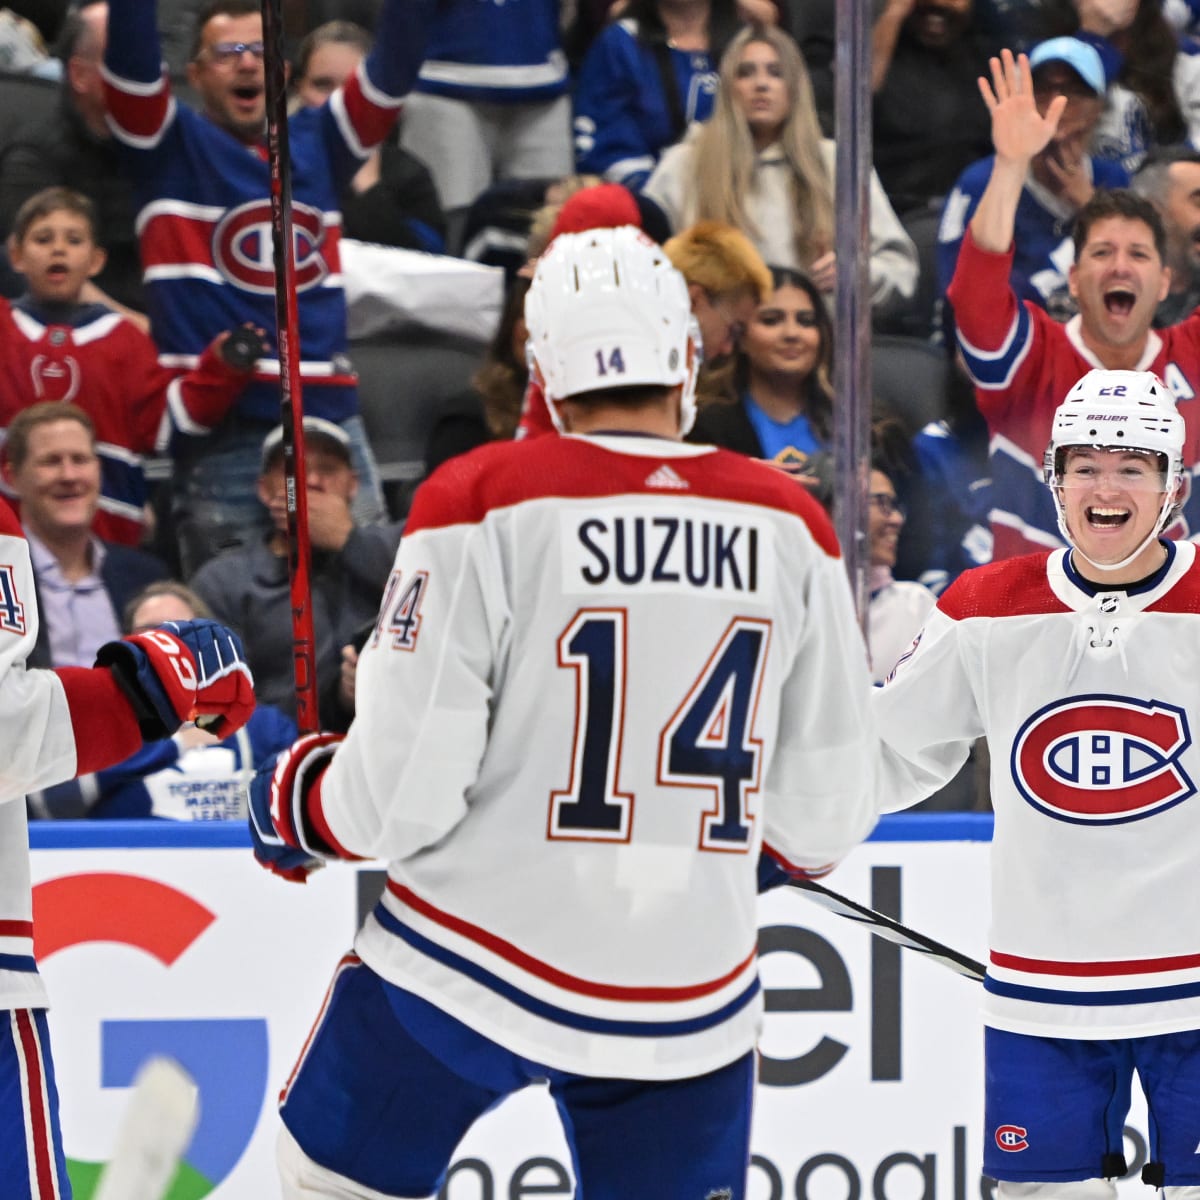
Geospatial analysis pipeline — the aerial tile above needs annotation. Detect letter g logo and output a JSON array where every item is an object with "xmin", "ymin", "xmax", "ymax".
[{"xmin": 33, "ymin": 873, "xmax": 269, "ymax": 1197}]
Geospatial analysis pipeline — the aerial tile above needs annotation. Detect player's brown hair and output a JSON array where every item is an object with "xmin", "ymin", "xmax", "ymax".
[
  {"xmin": 4, "ymin": 403, "xmax": 96, "ymax": 471},
  {"xmin": 10, "ymin": 187, "xmax": 99, "ymax": 245}
]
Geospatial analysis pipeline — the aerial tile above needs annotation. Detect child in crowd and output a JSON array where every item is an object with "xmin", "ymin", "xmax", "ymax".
[{"xmin": 0, "ymin": 186, "xmax": 257, "ymax": 546}]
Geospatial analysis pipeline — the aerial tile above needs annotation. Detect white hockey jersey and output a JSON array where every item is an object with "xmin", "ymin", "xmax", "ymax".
[
  {"xmin": 875, "ymin": 539, "xmax": 1200, "ymax": 1038},
  {"xmin": 315, "ymin": 433, "xmax": 879, "ymax": 1080},
  {"xmin": 0, "ymin": 501, "xmax": 149, "ymax": 1010}
]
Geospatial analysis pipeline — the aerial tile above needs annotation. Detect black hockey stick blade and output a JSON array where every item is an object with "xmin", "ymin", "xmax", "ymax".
[{"xmin": 788, "ymin": 877, "xmax": 986, "ymax": 982}]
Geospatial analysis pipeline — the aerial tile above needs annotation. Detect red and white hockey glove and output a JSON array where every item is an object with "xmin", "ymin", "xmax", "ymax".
[
  {"xmin": 96, "ymin": 619, "xmax": 255, "ymax": 741},
  {"xmin": 248, "ymin": 733, "xmax": 355, "ymax": 883}
]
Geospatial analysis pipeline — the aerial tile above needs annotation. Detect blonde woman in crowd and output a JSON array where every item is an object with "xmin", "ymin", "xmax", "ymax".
[{"xmin": 643, "ymin": 23, "xmax": 919, "ymax": 317}]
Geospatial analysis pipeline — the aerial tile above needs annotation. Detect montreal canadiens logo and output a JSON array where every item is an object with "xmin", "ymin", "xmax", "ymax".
[
  {"xmin": 1011, "ymin": 695, "xmax": 1195, "ymax": 825},
  {"xmin": 995, "ymin": 1125, "xmax": 1029, "ymax": 1153},
  {"xmin": 213, "ymin": 199, "xmax": 329, "ymax": 295}
]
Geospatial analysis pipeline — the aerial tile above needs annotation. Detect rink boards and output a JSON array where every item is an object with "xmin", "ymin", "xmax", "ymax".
[{"xmin": 28, "ymin": 816, "xmax": 1152, "ymax": 1200}]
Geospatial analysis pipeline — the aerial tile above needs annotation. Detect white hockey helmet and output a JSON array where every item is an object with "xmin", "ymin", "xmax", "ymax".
[
  {"xmin": 525, "ymin": 225, "xmax": 699, "ymax": 434},
  {"xmin": 1043, "ymin": 368, "xmax": 1186, "ymax": 570}
]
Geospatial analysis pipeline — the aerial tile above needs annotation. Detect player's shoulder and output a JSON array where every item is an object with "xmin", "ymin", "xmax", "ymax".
[
  {"xmin": 938, "ymin": 552, "xmax": 1065, "ymax": 620},
  {"xmin": 1146, "ymin": 542, "xmax": 1200, "ymax": 613},
  {"xmin": 686, "ymin": 444, "xmax": 842, "ymax": 555},
  {"xmin": 406, "ymin": 437, "xmax": 839, "ymax": 556},
  {"xmin": 404, "ymin": 438, "xmax": 539, "ymax": 533}
]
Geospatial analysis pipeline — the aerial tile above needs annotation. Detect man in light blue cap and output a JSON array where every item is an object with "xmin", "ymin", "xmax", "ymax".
[{"xmin": 1028, "ymin": 35, "xmax": 1107, "ymax": 97}]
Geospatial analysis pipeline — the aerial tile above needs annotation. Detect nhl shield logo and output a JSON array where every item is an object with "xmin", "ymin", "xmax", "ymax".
[{"xmin": 1011, "ymin": 695, "xmax": 1195, "ymax": 825}]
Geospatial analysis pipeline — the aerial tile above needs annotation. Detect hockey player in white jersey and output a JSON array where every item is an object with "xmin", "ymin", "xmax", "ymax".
[
  {"xmin": 0, "ymin": 499, "xmax": 254, "ymax": 1198},
  {"xmin": 248, "ymin": 225, "xmax": 879, "ymax": 1200},
  {"xmin": 875, "ymin": 368, "xmax": 1200, "ymax": 1200}
]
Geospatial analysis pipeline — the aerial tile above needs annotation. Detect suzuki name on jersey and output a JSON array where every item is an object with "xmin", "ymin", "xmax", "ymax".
[{"xmin": 562, "ymin": 511, "xmax": 766, "ymax": 594}]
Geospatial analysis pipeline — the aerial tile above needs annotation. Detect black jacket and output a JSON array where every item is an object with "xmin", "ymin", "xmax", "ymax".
[{"xmin": 687, "ymin": 397, "xmax": 764, "ymax": 458}]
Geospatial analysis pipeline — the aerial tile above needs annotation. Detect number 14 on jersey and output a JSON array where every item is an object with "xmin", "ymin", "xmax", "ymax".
[{"xmin": 549, "ymin": 609, "xmax": 770, "ymax": 851}]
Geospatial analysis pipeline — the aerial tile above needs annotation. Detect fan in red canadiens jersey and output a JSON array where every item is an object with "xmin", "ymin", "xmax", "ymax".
[
  {"xmin": 874, "ymin": 367, "xmax": 1200, "ymax": 1200},
  {"xmin": 247, "ymin": 225, "xmax": 879, "ymax": 1200}
]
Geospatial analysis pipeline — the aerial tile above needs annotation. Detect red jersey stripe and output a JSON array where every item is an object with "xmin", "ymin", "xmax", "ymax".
[
  {"xmin": 991, "ymin": 949, "xmax": 1200, "ymax": 976},
  {"xmin": 387, "ymin": 880, "xmax": 757, "ymax": 1002}
]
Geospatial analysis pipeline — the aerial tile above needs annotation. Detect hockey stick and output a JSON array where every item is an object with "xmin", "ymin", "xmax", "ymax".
[
  {"xmin": 93, "ymin": 1056, "xmax": 199, "ymax": 1200},
  {"xmin": 262, "ymin": 0, "xmax": 319, "ymax": 733},
  {"xmin": 788, "ymin": 877, "xmax": 986, "ymax": 982}
]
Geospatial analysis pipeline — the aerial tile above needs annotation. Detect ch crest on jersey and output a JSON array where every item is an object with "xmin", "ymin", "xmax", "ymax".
[
  {"xmin": 995, "ymin": 1124, "xmax": 1029, "ymax": 1152},
  {"xmin": 213, "ymin": 199, "xmax": 329, "ymax": 295},
  {"xmin": 1011, "ymin": 695, "xmax": 1195, "ymax": 825},
  {"xmin": 0, "ymin": 566, "xmax": 27, "ymax": 635}
]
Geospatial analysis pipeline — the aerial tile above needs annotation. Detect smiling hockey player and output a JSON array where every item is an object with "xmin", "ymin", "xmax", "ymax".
[
  {"xmin": 946, "ymin": 49, "xmax": 1200, "ymax": 563},
  {"xmin": 875, "ymin": 367, "xmax": 1200, "ymax": 1200}
]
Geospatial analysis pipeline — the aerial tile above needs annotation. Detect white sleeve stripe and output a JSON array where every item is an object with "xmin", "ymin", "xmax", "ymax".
[
  {"xmin": 329, "ymin": 87, "xmax": 369, "ymax": 160},
  {"xmin": 164, "ymin": 378, "xmax": 209, "ymax": 437}
]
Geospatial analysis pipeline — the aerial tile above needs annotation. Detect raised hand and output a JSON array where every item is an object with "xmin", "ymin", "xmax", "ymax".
[{"xmin": 979, "ymin": 49, "xmax": 1067, "ymax": 168}]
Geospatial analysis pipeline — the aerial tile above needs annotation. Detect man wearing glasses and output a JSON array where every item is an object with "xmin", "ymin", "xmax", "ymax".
[{"xmin": 101, "ymin": 0, "xmax": 435, "ymax": 575}]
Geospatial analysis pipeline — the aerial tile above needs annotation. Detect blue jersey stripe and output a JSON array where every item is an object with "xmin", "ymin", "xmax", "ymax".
[
  {"xmin": 372, "ymin": 902, "xmax": 760, "ymax": 1037},
  {"xmin": 0, "ymin": 953, "xmax": 38, "ymax": 973},
  {"xmin": 985, "ymin": 974, "xmax": 1200, "ymax": 1006}
]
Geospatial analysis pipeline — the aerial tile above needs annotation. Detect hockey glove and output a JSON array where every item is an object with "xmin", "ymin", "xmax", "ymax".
[
  {"xmin": 248, "ymin": 733, "xmax": 344, "ymax": 883},
  {"xmin": 756, "ymin": 848, "xmax": 834, "ymax": 893},
  {"xmin": 96, "ymin": 619, "xmax": 255, "ymax": 741}
]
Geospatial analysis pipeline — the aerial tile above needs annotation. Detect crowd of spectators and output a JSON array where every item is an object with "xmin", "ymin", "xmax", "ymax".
[{"xmin": 3, "ymin": 0, "xmax": 1200, "ymax": 817}]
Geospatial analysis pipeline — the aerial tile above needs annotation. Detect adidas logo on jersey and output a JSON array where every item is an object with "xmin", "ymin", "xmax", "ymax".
[{"xmin": 645, "ymin": 464, "xmax": 688, "ymax": 490}]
